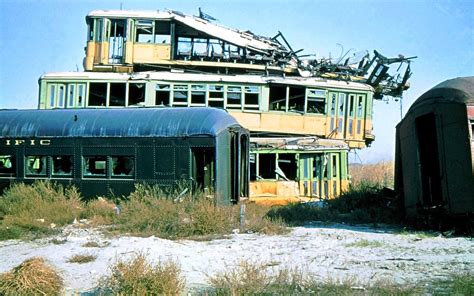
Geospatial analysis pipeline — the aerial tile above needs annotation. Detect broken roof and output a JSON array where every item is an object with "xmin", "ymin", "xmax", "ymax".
[{"xmin": 87, "ymin": 10, "xmax": 286, "ymax": 55}]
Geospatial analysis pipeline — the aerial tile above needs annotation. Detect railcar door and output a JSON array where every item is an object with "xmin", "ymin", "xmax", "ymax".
[
  {"xmin": 192, "ymin": 148, "xmax": 215, "ymax": 196},
  {"xmin": 108, "ymin": 19, "xmax": 126, "ymax": 64},
  {"xmin": 327, "ymin": 92, "xmax": 347, "ymax": 140}
]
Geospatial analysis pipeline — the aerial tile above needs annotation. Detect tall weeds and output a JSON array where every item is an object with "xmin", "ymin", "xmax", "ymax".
[
  {"xmin": 349, "ymin": 161, "xmax": 394, "ymax": 188},
  {"xmin": 0, "ymin": 181, "xmax": 82, "ymax": 239}
]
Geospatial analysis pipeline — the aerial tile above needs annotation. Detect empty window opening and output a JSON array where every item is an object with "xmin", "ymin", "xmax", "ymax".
[
  {"xmin": 154, "ymin": 21, "xmax": 171, "ymax": 43},
  {"xmin": 288, "ymin": 86, "xmax": 305, "ymax": 113},
  {"xmin": 307, "ymin": 88, "xmax": 326, "ymax": 114},
  {"xmin": 88, "ymin": 82, "xmax": 107, "ymax": 106},
  {"xmin": 258, "ymin": 154, "xmax": 276, "ymax": 179},
  {"xmin": 128, "ymin": 83, "xmax": 145, "ymax": 106},
  {"xmin": 108, "ymin": 19, "xmax": 126, "ymax": 63},
  {"xmin": 250, "ymin": 153, "xmax": 257, "ymax": 181},
  {"xmin": 193, "ymin": 38, "xmax": 209, "ymax": 58},
  {"xmin": 177, "ymin": 37, "xmax": 192, "ymax": 58},
  {"xmin": 83, "ymin": 156, "xmax": 106, "ymax": 177},
  {"xmin": 269, "ymin": 85, "xmax": 287, "ymax": 111},
  {"xmin": 332, "ymin": 154, "xmax": 338, "ymax": 178},
  {"xmin": 227, "ymin": 86, "xmax": 242, "ymax": 109},
  {"xmin": 278, "ymin": 154, "xmax": 297, "ymax": 180},
  {"xmin": 155, "ymin": 84, "xmax": 170, "ymax": 106},
  {"xmin": 52, "ymin": 156, "xmax": 73, "ymax": 177},
  {"xmin": 25, "ymin": 156, "xmax": 47, "ymax": 176},
  {"xmin": 313, "ymin": 155, "xmax": 322, "ymax": 179},
  {"xmin": 173, "ymin": 84, "xmax": 188, "ymax": 106},
  {"xmin": 208, "ymin": 85, "xmax": 224, "ymax": 108},
  {"xmin": 109, "ymin": 83, "xmax": 126, "ymax": 106},
  {"xmin": 112, "ymin": 156, "xmax": 134, "ymax": 177},
  {"xmin": 244, "ymin": 86, "xmax": 259, "ymax": 110},
  {"xmin": 136, "ymin": 20, "xmax": 154, "ymax": 43},
  {"xmin": 0, "ymin": 155, "xmax": 15, "ymax": 176},
  {"xmin": 191, "ymin": 85, "xmax": 206, "ymax": 105}
]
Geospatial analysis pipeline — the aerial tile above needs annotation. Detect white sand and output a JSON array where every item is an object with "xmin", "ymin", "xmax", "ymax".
[{"xmin": 0, "ymin": 222, "xmax": 472, "ymax": 294}]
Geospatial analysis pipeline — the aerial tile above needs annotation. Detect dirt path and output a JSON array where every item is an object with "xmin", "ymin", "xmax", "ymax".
[{"xmin": 0, "ymin": 223, "xmax": 473, "ymax": 293}]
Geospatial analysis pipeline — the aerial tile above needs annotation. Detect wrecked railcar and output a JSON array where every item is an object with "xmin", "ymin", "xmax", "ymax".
[
  {"xmin": 249, "ymin": 137, "xmax": 349, "ymax": 204},
  {"xmin": 0, "ymin": 108, "xmax": 249, "ymax": 204},
  {"xmin": 395, "ymin": 77, "xmax": 474, "ymax": 219}
]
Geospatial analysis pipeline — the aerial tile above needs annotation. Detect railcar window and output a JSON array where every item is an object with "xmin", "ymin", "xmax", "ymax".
[
  {"xmin": 52, "ymin": 156, "xmax": 73, "ymax": 177},
  {"xmin": 67, "ymin": 84, "xmax": 75, "ymax": 108},
  {"xmin": 258, "ymin": 154, "xmax": 276, "ymax": 179},
  {"xmin": 136, "ymin": 20, "xmax": 154, "ymax": 43},
  {"xmin": 269, "ymin": 85, "xmax": 287, "ymax": 111},
  {"xmin": 208, "ymin": 85, "xmax": 224, "ymax": 108},
  {"xmin": 25, "ymin": 156, "xmax": 47, "ymax": 176},
  {"xmin": 88, "ymin": 82, "xmax": 107, "ymax": 106},
  {"xmin": 0, "ymin": 155, "xmax": 15, "ymax": 176},
  {"xmin": 49, "ymin": 84, "xmax": 56, "ymax": 108},
  {"xmin": 78, "ymin": 84, "xmax": 85, "ymax": 107},
  {"xmin": 112, "ymin": 156, "xmax": 134, "ymax": 177},
  {"xmin": 129, "ymin": 83, "xmax": 145, "ymax": 106},
  {"xmin": 244, "ymin": 86, "xmax": 259, "ymax": 110},
  {"xmin": 109, "ymin": 83, "xmax": 126, "ymax": 106},
  {"xmin": 58, "ymin": 85, "xmax": 65, "ymax": 108},
  {"xmin": 177, "ymin": 37, "xmax": 192, "ymax": 58},
  {"xmin": 154, "ymin": 21, "xmax": 171, "ymax": 43},
  {"xmin": 83, "ymin": 156, "xmax": 106, "ymax": 177},
  {"xmin": 288, "ymin": 86, "xmax": 305, "ymax": 113},
  {"xmin": 173, "ymin": 84, "xmax": 188, "ymax": 106},
  {"xmin": 191, "ymin": 85, "xmax": 206, "ymax": 105},
  {"xmin": 307, "ymin": 89, "xmax": 326, "ymax": 114},
  {"xmin": 156, "ymin": 84, "xmax": 170, "ymax": 106},
  {"xmin": 227, "ymin": 86, "xmax": 242, "ymax": 109}
]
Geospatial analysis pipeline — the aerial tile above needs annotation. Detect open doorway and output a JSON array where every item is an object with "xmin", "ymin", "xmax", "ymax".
[
  {"xmin": 192, "ymin": 148, "xmax": 215, "ymax": 195},
  {"xmin": 416, "ymin": 113, "xmax": 442, "ymax": 206}
]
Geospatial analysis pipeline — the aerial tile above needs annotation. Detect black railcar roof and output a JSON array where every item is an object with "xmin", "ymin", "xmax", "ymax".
[
  {"xmin": 408, "ymin": 76, "xmax": 474, "ymax": 113},
  {"xmin": 0, "ymin": 107, "xmax": 242, "ymax": 138}
]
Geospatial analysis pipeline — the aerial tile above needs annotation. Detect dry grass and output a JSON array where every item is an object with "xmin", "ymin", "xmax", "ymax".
[
  {"xmin": 100, "ymin": 252, "xmax": 185, "ymax": 294},
  {"xmin": 350, "ymin": 160, "xmax": 394, "ymax": 188},
  {"xmin": 0, "ymin": 181, "xmax": 82, "ymax": 240},
  {"xmin": 82, "ymin": 241, "xmax": 101, "ymax": 248},
  {"xmin": 67, "ymin": 253, "xmax": 97, "ymax": 264},
  {"xmin": 0, "ymin": 257, "xmax": 63, "ymax": 295}
]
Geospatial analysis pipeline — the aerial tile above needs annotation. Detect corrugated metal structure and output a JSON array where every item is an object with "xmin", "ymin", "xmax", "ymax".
[
  {"xmin": 0, "ymin": 107, "xmax": 249, "ymax": 204},
  {"xmin": 395, "ymin": 77, "xmax": 474, "ymax": 219}
]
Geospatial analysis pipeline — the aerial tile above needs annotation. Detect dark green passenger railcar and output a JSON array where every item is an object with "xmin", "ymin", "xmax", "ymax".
[{"xmin": 0, "ymin": 107, "xmax": 249, "ymax": 204}]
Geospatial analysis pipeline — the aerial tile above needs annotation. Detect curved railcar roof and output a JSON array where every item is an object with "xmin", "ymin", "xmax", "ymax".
[
  {"xmin": 0, "ymin": 107, "xmax": 242, "ymax": 138},
  {"xmin": 407, "ymin": 76, "xmax": 474, "ymax": 113}
]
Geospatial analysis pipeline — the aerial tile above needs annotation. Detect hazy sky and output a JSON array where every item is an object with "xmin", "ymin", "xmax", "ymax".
[{"xmin": 0, "ymin": 0, "xmax": 472, "ymax": 163}]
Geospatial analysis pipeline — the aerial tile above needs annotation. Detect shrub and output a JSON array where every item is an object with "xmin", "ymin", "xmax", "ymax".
[
  {"xmin": 267, "ymin": 183, "xmax": 403, "ymax": 226},
  {"xmin": 0, "ymin": 181, "xmax": 82, "ymax": 240},
  {"xmin": 0, "ymin": 257, "xmax": 63, "ymax": 295},
  {"xmin": 67, "ymin": 253, "xmax": 97, "ymax": 264},
  {"xmin": 100, "ymin": 252, "xmax": 185, "ymax": 294}
]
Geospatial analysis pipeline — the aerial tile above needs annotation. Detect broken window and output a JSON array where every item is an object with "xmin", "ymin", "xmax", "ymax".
[
  {"xmin": 0, "ymin": 155, "xmax": 15, "ymax": 176},
  {"xmin": 244, "ymin": 86, "xmax": 259, "ymax": 110},
  {"xmin": 288, "ymin": 86, "xmax": 305, "ymax": 113},
  {"xmin": 128, "ymin": 83, "xmax": 145, "ymax": 106},
  {"xmin": 136, "ymin": 20, "xmax": 154, "ymax": 43},
  {"xmin": 258, "ymin": 154, "xmax": 276, "ymax": 179},
  {"xmin": 172, "ymin": 84, "xmax": 188, "ymax": 106},
  {"xmin": 193, "ymin": 38, "xmax": 209, "ymax": 59},
  {"xmin": 112, "ymin": 156, "xmax": 134, "ymax": 177},
  {"xmin": 155, "ymin": 84, "xmax": 170, "ymax": 106},
  {"xmin": 191, "ymin": 85, "xmax": 206, "ymax": 106},
  {"xmin": 208, "ymin": 85, "xmax": 224, "ymax": 108},
  {"xmin": 109, "ymin": 83, "xmax": 126, "ymax": 106},
  {"xmin": 307, "ymin": 88, "xmax": 326, "ymax": 114},
  {"xmin": 83, "ymin": 156, "xmax": 106, "ymax": 177},
  {"xmin": 52, "ymin": 156, "xmax": 73, "ymax": 177},
  {"xmin": 278, "ymin": 154, "xmax": 297, "ymax": 180},
  {"xmin": 269, "ymin": 85, "xmax": 287, "ymax": 111},
  {"xmin": 209, "ymin": 39, "xmax": 223, "ymax": 60},
  {"xmin": 154, "ymin": 21, "xmax": 171, "ymax": 43},
  {"xmin": 88, "ymin": 82, "xmax": 107, "ymax": 106},
  {"xmin": 25, "ymin": 156, "xmax": 47, "ymax": 176},
  {"xmin": 227, "ymin": 86, "xmax": 242, "ymax": 109},
  {"xmin": 177, "ymin": 37, "xmax": 192, "ymax": 58}
]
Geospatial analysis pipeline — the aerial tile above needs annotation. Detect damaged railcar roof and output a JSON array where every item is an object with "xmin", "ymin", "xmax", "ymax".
[
  {"xmin": 0, "ymin": 107, "xmax": 242, "ymax": 138},
  {"xmin": 87, "ymin": 10, "xmax": 285, "ymax": 54}
]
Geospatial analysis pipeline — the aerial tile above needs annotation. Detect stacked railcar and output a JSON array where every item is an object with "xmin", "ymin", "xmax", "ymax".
[
  {"xmin": 0, "ymin": 108, "xmax": 249, "ymax": 204},
  {"xmin": 395, "ymin": 77, "xmax": 474, "ymax": 220}
]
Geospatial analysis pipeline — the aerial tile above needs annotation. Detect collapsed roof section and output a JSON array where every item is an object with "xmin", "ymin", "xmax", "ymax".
[{"xmin": 86, "ymin": 9, "xmax": 416, "ymax": 100}]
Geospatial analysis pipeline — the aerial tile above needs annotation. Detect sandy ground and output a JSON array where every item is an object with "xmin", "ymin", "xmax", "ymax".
[{"xmin": 0, "ymin": 222, "xmax": 473, "ymax": 294}]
